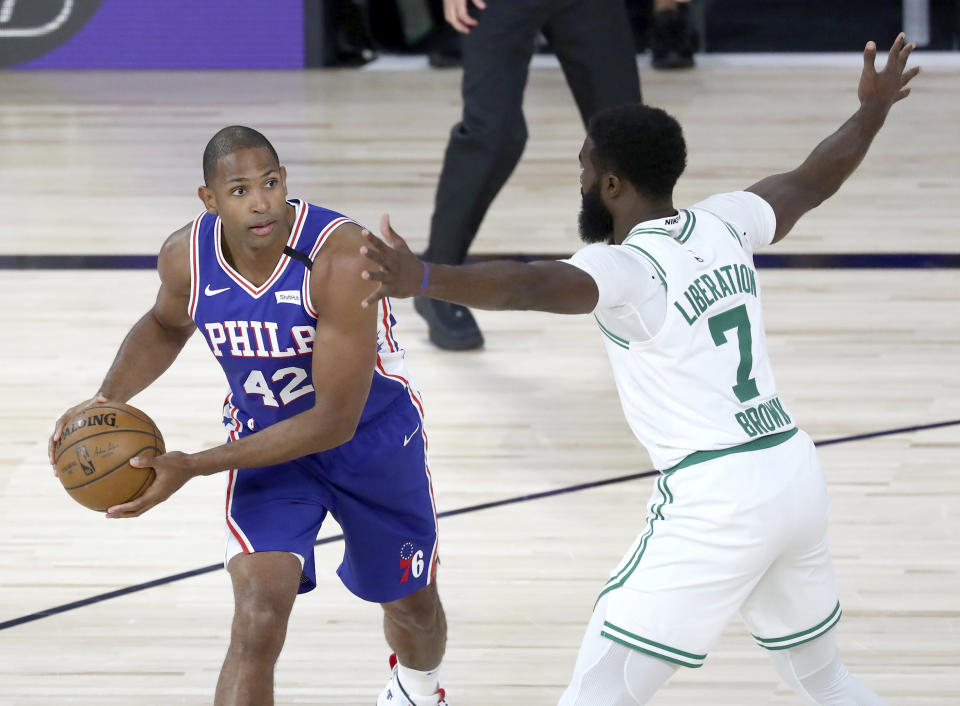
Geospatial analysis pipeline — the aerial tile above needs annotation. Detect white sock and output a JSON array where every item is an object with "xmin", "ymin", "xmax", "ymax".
[{"xmin": 397, "ymin": 661, "xmax": 441, "ymax": 701}]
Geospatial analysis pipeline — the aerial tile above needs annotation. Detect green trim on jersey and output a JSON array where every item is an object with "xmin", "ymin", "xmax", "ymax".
[
  {"xmin": 623, "ymin": 210, "xmax": 695, "ymax": 244},
  {"xmin": 663, "ymin": 427, "xmax": 799, "ymax": 474},
  {"xmin": 718, "ymin": 217, "xmax": 745, "ymax": 247},
  {"xmin": 622, "ymin": 243, "xmax": 667, "ymax": 285},
  {"xmin": 677, "ymin": 210, "xmax": 696, "ymax": 243},
  {"xmin": 752, "ymin": 602, "xmax": 842, "ymax": 651},
  {"xmin": 598, "ymin": 475, "xmax": 674, "ymax": 601},
  {"xmin": 601, "ymin": 621, "xmax": 707, "ymax": 668},
  {"xmin": 691, "ymin": 207, "xmax": 745, "ymax": 246},
  {"xmin": 595, "ymin": 316, "xmax": 630, "ymax": 349},
  {"xmin": 593, "ymin": 239, "xmax": 669, "ymax": 345},
  {"xmin": 625, "ymin": 227, "xmax": 672, "ymax": 241}
]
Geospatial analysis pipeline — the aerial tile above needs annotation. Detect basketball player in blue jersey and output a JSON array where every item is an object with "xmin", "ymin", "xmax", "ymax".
[
  {"xmin": 49, "ymin": 127, "xmax": 449, "ymax": 706},
  {"xmin": 358, "ymin": 36, "xmax": 918, "ymax": 705}
]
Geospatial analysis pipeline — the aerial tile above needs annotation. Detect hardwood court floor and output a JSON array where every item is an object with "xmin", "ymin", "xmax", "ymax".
[{"xmin": 1, "ymin": 56, "xmax": 958, "ymax": 704}]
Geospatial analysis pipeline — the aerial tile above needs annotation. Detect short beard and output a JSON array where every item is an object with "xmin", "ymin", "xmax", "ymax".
[{"xmin": 578, "ymin": 183, "xmax": 614, "ymax": 244}]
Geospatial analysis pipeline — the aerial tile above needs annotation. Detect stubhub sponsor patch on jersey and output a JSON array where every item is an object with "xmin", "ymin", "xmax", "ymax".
[{"xmin": 275, "ymin": 290, "xmax": 302, "ymax": 306}]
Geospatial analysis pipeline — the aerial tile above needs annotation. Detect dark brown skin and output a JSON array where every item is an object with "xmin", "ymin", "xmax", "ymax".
[{"xmin": 358, "ymin": 35, "xmax": 919, "ymax": 314}]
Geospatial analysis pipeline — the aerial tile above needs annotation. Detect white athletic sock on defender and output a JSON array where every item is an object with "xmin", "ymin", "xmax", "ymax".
[
  {"xmin": 767, "ymin": 631, "xmax": 888, "ymax": 705},
  {"xmin": 396, "ymin": 661, "xmax": 441, "ymax": 702},
  {"xmin": 559, "ymin": 595, "xmax": 678, "ymax": 705}
]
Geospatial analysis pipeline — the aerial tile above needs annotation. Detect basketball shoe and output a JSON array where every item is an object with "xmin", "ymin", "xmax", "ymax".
[{"xmin": 377, "ymin": 653, "xmax": 448, "ymax": 706}]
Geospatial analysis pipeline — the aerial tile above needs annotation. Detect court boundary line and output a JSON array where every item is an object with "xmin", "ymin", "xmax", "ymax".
[{"xmin": 1, "ymin": 418, "xmax": 957, "ymax": 632}]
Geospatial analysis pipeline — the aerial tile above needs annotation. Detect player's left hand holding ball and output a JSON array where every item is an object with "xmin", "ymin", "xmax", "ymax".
[{"xmin": 106, "ymin": 451, "xmax": 196, "ymax": 518}]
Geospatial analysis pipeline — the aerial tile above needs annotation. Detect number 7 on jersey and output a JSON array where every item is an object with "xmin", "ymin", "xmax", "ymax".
[{"xmin": 708, "ymin": 305, "xmax": 760, "ymax": 403}]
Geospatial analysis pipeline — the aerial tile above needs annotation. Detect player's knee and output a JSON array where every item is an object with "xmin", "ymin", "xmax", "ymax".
[
  {"xmin": 797, "ymin": 657, "xmax": 887, "ymax": 705},
  {"xmin": 382, "ymin": 586, "xmax": 444, "ymax": 634},
  {"xmin": 797, "ymin": 656, "xmax": 849, "ymax": 698},
  {"xmin": 230, "ymin": 602, "xmax": 290, "ymax": 659},
  {"xmin": 560, "ymin": 633, "xmax": 677, "ymax": 706},
  {"xmin": 770, "ymin": 633, "xmax": 887, "ymax": 706}
]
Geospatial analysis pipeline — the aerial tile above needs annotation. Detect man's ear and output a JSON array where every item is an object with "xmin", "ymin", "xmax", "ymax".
[
  {"xmin": 198, "ymin": 185, "xmax": 218, "ymax": 215},
  {"xmin": 603, "ymin": 172, "xmax": 623, "ymax": 200}
]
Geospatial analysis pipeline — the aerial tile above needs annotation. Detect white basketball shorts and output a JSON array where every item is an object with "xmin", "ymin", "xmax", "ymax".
[{"xmin": 597, "ymin": 428, "xmax": 840, "ymax": 668}]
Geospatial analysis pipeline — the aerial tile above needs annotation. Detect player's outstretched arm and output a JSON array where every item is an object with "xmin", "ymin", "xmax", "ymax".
[
  {"xmin": 747, "ymin": 33, "xmax": 920, "ymax": 243},
  {"xmin": 359, "ymin": 214, "xmax": 600, "ymax": 315},
  {"xmin": 49, "ymin": 225, "xmax": 196, "ymax": 468}
]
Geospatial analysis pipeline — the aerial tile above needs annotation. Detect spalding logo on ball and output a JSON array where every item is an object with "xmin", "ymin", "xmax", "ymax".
[{"xmin": 55, "ymin": 402, "xmax": 164, "ymax": 511}]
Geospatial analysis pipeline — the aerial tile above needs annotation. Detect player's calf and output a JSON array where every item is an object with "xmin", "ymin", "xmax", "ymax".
[
  {"xmin": 379, "ymin": 583, "xmax": 448, "ymax": 705},
  {"xmin": 381, "ymin": 583, "xmax": 447, "ymax": 667}
]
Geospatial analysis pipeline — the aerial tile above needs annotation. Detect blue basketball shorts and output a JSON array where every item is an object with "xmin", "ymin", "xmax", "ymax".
[{"xmin": 222, "ymin": 395, "xmax": 439, "ymax": 603}]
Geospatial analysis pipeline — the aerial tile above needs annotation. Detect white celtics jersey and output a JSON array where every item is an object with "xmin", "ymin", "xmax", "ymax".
[{"xmin": 566, "ymin": 191, "xmax": 796, "ymax": 471}]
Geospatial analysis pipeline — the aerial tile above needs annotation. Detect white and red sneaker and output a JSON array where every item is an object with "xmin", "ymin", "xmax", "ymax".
[{"xmin": 377, "ymin": 653, "xmax": 448, "ymax": 706}]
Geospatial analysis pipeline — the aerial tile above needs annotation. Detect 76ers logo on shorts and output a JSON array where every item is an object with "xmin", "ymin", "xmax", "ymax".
[{"xmin": 399, "ymin": 542, "xmax": 425, "ymax": 583}]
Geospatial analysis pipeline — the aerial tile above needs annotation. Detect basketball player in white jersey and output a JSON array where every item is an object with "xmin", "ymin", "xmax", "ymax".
[{"xmin": 357, "ymin": 35, "xmax": 919, "ymax": 705}]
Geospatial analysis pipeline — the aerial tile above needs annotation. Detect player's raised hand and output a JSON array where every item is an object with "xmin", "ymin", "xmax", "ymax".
[
  {"xmin": 359, "ymin": 214, "xmax": 428, "ymax": 308},
  {"xmin": 48, "ymin": 392, "xmax": 109, "ymax": 471},
  {"xmin": 858, "ymin": 33, "xmax": 920, "ymax": 111},
  {"xmin": 105, "ymin": 450, "xmax": 195, "ymax": 518}
]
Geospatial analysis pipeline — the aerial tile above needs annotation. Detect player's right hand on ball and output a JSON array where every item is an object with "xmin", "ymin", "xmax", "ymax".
[
  {"xmin": 106, "ymin": 450, "xmax": 195, "ymax": 519},
  {"xmin": 49, "ymin": 393, "xmax": 109, "ymax": 471}
]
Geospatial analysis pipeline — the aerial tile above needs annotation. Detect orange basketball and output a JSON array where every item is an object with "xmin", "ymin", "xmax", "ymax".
[{"xmin": 55, "ymin": 402, "xmax": 165, "ymax": 512}]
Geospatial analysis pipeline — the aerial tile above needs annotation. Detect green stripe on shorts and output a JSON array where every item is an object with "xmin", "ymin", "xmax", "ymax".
[
  {"xmin": 602, "ymin": 621, "xmax": 707, "ymax": 668},
  {"xmin": 752, "ymin": 602, "xmax": 842, "ymax": 650},
  {"xmin": 598, "ymin": 474, "xmax": 674, "ymax": 601}
]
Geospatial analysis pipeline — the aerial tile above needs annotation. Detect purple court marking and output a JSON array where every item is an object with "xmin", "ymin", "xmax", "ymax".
[{"xmin": 1, "ymin": 417, "xmax": 957, "ymax": 631}]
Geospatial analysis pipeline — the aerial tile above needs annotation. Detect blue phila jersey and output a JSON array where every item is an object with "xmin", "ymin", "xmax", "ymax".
[{"xmin": 187, "ymin": 199, "xmax": 421, "ymax": 441}]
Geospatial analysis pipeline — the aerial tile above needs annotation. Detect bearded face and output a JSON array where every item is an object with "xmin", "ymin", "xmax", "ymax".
[{"xmin": 578, "ymin": 180, "xmax": 615, "ymax": 245}]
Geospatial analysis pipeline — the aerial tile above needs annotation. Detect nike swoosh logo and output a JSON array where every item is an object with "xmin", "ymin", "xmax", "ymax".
[
  {"xmin": 403, "ymin": 424, "xmax": 420, "ymax": 447},
  {"xmin": 204, "ymin": 285, "xmax": 230, "ymax": 296}
]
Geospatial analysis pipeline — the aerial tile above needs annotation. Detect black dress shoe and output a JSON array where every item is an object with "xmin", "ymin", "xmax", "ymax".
[
  {"xmin": 428, "ymin": 48, "xmax": 462, "ymax": 68},
  {"xmin": 414, "ymin": 297, "xmax": 484, "ymax": 351}
]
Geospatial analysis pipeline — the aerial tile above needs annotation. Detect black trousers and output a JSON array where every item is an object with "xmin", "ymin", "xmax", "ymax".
[{"xmin": 424, "ymin": 0, "xmax": 641, "ymax": 265}]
